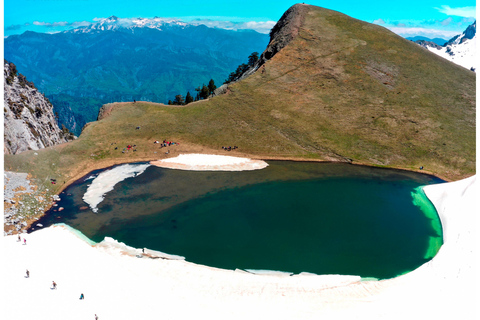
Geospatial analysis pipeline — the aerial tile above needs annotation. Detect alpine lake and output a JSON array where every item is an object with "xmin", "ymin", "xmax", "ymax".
[{"xmin": 31, "ymin": 161, "xmax": 444, "ymax": 280}]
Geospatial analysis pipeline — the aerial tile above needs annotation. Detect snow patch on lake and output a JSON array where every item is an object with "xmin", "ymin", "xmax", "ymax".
[
  {"xmin": 82, "ymin": 163, "xmax": 150, "ymax": 212},
  {"xmin": 151, "ymin": 154, "xmax": 268, "ymax": 171}
]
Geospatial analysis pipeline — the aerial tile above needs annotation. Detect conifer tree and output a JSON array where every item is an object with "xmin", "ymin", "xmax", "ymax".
[
  {"xmin": 200, "ymin": 85, "xmax": 209, "ymax": 99},
  {"xmin": 173, "ymin": 94, "xmax": 184, "ymax": 105},
  {"xmin": 208, "ymin": 79, "xmax": 216, "ymax": 95},
  {"xmin": 185, "ymin": 91, "xmax": 194, "ymax": 104},
  {"xmin": 248, "ymin": 52, "xmax": 259, "ymax": 66}
]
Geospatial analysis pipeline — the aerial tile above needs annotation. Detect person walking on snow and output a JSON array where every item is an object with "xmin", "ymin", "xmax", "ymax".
[
  {"xmin": 26, "ymin": 270, "xmax": 29, "ymax": 278},
  {"xmin": 52, "ymin": 281, "xmax": 57, "ymax": 289}
]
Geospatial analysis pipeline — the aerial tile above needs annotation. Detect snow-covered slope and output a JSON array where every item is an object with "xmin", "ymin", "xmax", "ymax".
[{"xmin": 417, "ymin": 21, "xmax": 476, "ymax": 71}]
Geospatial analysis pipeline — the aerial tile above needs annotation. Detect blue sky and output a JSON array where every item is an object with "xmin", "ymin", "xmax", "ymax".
[{"xmin": 3, "ymin": 0, "xmax": 477, "ymax": 39}]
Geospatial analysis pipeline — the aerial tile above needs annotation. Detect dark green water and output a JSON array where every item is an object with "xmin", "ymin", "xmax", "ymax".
[{"xmin": 32, "ymin": 161, "xmax": 444, "ymax": 279}]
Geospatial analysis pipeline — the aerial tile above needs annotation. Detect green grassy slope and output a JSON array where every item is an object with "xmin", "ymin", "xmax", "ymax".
[{"xmin": 5, "ymin": 4, "xmax": 475, "ymax": 204}]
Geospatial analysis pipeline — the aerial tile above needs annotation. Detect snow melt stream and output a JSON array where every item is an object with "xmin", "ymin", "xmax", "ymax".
[{"xmin": 82, "ymin": 163, "xmax": 150, "ymax": 212}]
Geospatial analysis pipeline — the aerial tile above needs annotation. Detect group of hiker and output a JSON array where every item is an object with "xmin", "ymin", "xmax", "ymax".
[
  {"xmin": 17, "ymin": 235, "xmax": 26, "ymax": 244},
  {"xmin": 155, "ymin": 139, "xmax": 178, "ymax": 148},
  {"xmin": 110, "ymin": 137, "xmax": 243, "ymax": 154},
  {"xmin": 18, "ymin": 236, "xmax": 98, "ymax": 319},
  {"xmin": 123, "ymin": 144, "xmax": 137, "ymax": 153},
  {"xmin": 110, "ymin": 138, "xmax": 180, "ymax": 155},
  {"xmin": 222, "ymin": 146, "xmax": 238, "ymax": 151}
]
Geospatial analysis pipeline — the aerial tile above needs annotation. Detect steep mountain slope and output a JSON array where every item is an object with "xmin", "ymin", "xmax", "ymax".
[
  {"xmin": 415, "ymin": 21, "xmax": 476, "ymax": 71},
  {"xmin": 4, "ymin": 61, "xmax": 70, "ymax": 155},
  {"xmin": 5, "ymin": 3, "xmax": 476, "ymax": 206},
  {"xmin": 4, "ymin": 18, "xmax": 269, "ymax": 134}
]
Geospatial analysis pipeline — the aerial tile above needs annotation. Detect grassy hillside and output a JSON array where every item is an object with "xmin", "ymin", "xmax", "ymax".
[{"xmin": 4, "ymin": 4, "xmax": 475, "ymax": 220}]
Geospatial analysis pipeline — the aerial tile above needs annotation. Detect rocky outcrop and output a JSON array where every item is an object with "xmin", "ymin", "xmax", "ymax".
[
  {"xmin": 445, "ymin": 20, "xmax": 476, "ymax": 46},
  {"xmin": 415, "ymin": 40, "xmax": 442, "ymax": 50},
  {"xmin": 258, "ymin": 3, "xmax": 309, "ymax": 65},
  {"xmin": 4, "ymin": 60, "xmax": 71, "ymax": 155},
  {"xmin": 225, "ymin": 3, "xmax": 309, "ymax": 84}
]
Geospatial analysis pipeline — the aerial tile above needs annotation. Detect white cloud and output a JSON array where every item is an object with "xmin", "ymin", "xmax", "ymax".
[
  {"xmin": 33, "ymin": 21, "xmax": 69, "ymax": 26},
  {"xmin": 373, "ymin": 19, "xmax": 385, "ymax": 25},
  {"xmin": 435, "ymin": 5, "xmax": 476, "ymax": 18},
  {"xmin": 189, "ymin": 19, "xmax": 276, "ymax": 34},
  {"xmin": 440, "ymin": 17, "xmax": 453, "ymax": 26},
  {"xmin": 71, "ymin": 21, "xmax": 92, "ymax": 27},
  {"xmin": 388, "ymin": 26, "xmax": 460, "ymax": 39},
  {"xmin": 33, "ymin": 20, "xmax": 91, "ymax": 28}
]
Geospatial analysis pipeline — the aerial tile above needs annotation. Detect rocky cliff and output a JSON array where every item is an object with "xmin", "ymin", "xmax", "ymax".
[
  {"xmin": 228, "ymin": 3, "xmax": 309, "ymax": 83},
  {"xmin": 4, "ymin": 60, "xmax": 70, "ymax": 154},
  {"xmin": 259, "ymin": 3, "xmax": 309, "ymax": 64}
]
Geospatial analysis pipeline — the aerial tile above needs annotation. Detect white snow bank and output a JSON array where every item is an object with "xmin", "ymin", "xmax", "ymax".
[
  {"xmin": 82, "ymin": 163, "xmax": 150, "ymax": 212},
  {"xmin": 427, "ymin": 37, "xmax": 477, "ymax": 70},
  {"xmin": 3, "ymin": 176, "xmax": 477, "ymax": 320},
  {"xmin": 151, "ymin": 153, "xmax": 269, "ymax": 171},
  {"xmin": 95, "ymin": 236, "xmax": 185, "ymax": 260},
  {"xmin": 244, "ymin": 269, "xmax": 294, "ymax": 276}
]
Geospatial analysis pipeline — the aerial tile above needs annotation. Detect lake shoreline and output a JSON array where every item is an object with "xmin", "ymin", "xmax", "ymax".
[{"xmin": 10, "ymin": 152, "xmax": 447, "ymax": 234}]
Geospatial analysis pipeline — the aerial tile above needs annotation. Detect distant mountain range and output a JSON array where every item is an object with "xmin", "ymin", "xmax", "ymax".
[
  {"xmin": 4, "ymin": 17, "xmax": 269, "ymax": 134},
  {"xmin": 406, "ymin": 36, "xmax": 447, "ymax": 46},
  {"xmin": 412, "ymin": 21, "xmax": 476, "ymax": 71}
]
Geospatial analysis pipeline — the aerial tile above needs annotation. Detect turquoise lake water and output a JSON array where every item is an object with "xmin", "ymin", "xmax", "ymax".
[{"xmin": 32, "ymin": 161, "xmax": 444, "ymax": 279}]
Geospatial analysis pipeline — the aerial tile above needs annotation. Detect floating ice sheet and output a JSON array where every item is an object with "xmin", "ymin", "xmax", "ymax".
[
  {"xmin": 83, "ymin": 163, "xmax": 150, "ymax": 212},
  {"xmin": 151, "ymin": 153, "xmax": 269, "ymax": 171}
]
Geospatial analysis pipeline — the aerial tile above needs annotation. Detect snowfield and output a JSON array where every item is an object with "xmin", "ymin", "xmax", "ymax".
[{"xmin": 426, "ymin": 36, "xmax": 477, "ymax": 70}]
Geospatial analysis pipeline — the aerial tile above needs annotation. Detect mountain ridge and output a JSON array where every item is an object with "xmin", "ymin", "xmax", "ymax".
[
  {"xmin": 406, "ymin": 36, "xmax": 446, "ymax": 46},
  {"xmin": 66, "ymin": 16, "xmax": 189, "ymax": 34}
]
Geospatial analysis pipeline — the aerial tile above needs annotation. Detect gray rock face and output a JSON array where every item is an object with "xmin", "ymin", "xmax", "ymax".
[
  {"xmin": 445, "ymin": 20, "xmax": 476, "ymax": 46},
  {"xmin": 259, "ymin": 3, "xmax": 308, "ymax": 64},
  {"xmin": 414, "ymin": 40, "xmax": 442, "ymax": 50},
  {"xmin": 4, "ymin": 60, "xmax": 68, "ymax": 155}
]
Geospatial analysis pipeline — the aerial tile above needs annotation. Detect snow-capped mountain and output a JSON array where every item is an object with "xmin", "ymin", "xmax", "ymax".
[
  {"xmin": 67, "ymin": 16, "xmax": 189, "ymax": 33},
  {"xmin": 416, "ymin": 21, "xmax": 476, "ymax": 71}
]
